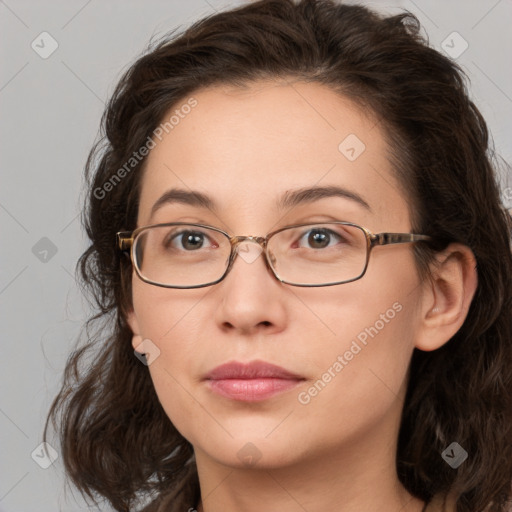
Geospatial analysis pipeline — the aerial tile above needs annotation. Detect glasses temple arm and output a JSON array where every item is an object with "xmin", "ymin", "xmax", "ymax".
[
  {"xmin": 371, "ymin": 233, "xmax": 433, "ymax": 246},
  {"xmin": 117, "ymin": 232, "xmax": 134, "ymax": 251}
]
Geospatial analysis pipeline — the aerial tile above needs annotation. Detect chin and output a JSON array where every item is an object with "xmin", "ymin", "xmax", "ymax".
[{"xmin": 199, "ymin": 439, "xmax": 302, "ymax": 470}]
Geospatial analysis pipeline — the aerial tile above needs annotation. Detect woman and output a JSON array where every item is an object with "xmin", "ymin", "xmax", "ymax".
[{"xmin": 44, "ymin": 1, "xmax": 512, "ymax": 511}]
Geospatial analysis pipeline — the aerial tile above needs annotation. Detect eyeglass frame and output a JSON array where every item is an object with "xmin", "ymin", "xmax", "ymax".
[{"xmin": 116, "ymin": 221, "xmax": 433, "ymax": 289}]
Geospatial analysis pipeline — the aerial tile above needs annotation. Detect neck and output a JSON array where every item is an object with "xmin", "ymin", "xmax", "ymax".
[{"xmin": 193, "ymin": 434, "xmax": 425, "ymax": 512}]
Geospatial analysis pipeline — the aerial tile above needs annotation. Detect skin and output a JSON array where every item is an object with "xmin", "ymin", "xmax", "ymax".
[{"xmin": 127, "ymin": 79, "xmax": 477, "ymax": 512}]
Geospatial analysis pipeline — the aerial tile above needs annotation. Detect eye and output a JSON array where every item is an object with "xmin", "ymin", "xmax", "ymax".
[
  {"xmin": 165, "ymin": 229, "xmax": 216, "ymax": 251},
  {"xmin": 296, "ymin": 227, "xmax": 346, "ymax": 249}
]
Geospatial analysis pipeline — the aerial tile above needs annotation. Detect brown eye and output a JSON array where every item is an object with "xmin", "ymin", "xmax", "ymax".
[
  {"xmin": 296, "ymin": 228, "xmax": 345, "ymax": 249},
  {"xmin": 164, "ymin": 230, "xmax": 213, "ymax": 251}
]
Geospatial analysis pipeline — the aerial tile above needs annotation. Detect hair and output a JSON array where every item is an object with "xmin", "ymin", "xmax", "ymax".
[{"xmin": 44, "ymin": 1, "xmax": 512, "ymax": 511}]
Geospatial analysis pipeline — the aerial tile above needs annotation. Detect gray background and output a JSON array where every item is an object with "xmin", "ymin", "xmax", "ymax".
[{"xmin": 1, "ymin": 1, "xmax": 511, "ymax": 511}]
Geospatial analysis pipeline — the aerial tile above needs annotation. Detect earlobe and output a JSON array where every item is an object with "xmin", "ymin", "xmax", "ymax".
[
  {"xmin": 415, "ymin": 243, "xmax": 478, "ymax": 352},
  {"xmin": 126, "ymin": 309, "xmax": 143, "ymax": 351},
  {"xmin": 132, "ymin": 334, "xmax": 144, "ymax": 353}
]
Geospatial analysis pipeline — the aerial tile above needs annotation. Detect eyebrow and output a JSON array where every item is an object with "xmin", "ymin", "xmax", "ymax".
[
  {"xmin": 149, "ymin": 184, "xmax": 371, "ymax": 218},
  {"xmin": 150, "ymin": 189, "xmax": 216, "ymax": 218},
  {"xmin": 278, "ymin": 185, "xmax": 371, "ymax": 212}
]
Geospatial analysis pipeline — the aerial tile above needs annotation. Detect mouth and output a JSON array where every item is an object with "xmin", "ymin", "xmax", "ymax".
[{"xmin": 204, "ymin": 360, "xmax": 305, "ymax": 402}]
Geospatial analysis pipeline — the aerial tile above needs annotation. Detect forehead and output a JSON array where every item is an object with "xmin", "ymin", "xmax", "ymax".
[{"xmin": 137, "ymin": 80, "xmax": 410, "ymax": 231}]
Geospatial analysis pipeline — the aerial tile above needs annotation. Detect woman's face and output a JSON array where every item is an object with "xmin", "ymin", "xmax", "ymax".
[{"xmin": 128, "ymin": 80, "xmax": 425, "ymax": 470}]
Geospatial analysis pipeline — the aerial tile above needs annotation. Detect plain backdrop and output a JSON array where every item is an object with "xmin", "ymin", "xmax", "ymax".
[{"xmin": 1, "ymin": 0, "xmax": 511, "ymax": 510}]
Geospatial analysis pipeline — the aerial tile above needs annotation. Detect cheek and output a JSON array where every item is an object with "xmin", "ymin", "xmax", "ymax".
[
  {"xmin": 297, "ymin": 285, "xmax": 416, "ymax": 378},
  {"xmin": 302, "ymin": 246, "xmax": 419, "ymax": 347},
  {"xmin": 131, "ymin": 278, "xmax": 214, "ymax": 435},
  {"xmin": 290, "ymin": 291, "xmax": 418, "ymax": 447},
  {"xmin": 131, "ymin": 275, "xmax": 210, "ymax": 344},
  {"xmin": 293, "ymin": 248, "xmax": 420, "ymax": 400}
]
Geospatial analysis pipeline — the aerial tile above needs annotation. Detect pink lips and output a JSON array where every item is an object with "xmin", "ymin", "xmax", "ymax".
[{"xmin": 204, "ymin": 360, "xmax": 305, "ymax": 402}]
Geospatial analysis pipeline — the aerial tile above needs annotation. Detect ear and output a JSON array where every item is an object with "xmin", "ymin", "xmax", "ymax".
[
  {"xmin": 415, "ymin": 243, "xmax": 478, "ymax": 351},
  {"xmin": 126, "ymin": 308, "xmax": 144, "ymax": 352}
]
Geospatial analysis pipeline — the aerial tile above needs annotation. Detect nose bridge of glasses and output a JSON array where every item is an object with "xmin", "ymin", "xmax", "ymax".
[{"xmin": 230, "ymin": 235, "xmax": 267, "ymax": 265}]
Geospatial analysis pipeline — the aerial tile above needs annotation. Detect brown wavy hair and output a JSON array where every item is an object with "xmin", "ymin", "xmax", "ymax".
[{"xmin": 44, "ymin": 1, "xmax": 512, "ymax": 511}]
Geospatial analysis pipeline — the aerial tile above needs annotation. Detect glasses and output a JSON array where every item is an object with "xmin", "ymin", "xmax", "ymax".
[{"xmin": 117, "ymin": 221, "xmax": 433, "ymax": 289}]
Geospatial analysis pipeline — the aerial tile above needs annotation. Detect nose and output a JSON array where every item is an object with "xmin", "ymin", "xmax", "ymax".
[
  {"xmin": 233, "ymin": 239, "xmax": 265, "ymax": 265},
  {"xmin": 213, "ymin": 239, "xmax": 287, "ymax": 336}
]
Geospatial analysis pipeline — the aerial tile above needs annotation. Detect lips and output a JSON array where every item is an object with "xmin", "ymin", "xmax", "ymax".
[
  {"xmin": 204, "ymin": 360, "xmax": 305, "ymax": 402},
  {"xmin": 205, "ymin": 360, "xmax": 303, "ymax": 380}
]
